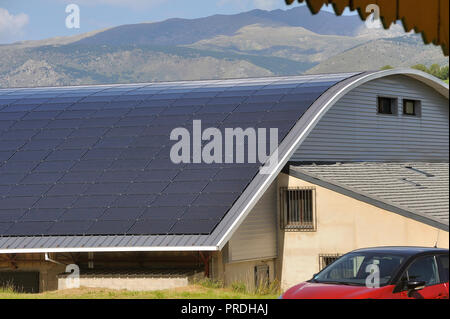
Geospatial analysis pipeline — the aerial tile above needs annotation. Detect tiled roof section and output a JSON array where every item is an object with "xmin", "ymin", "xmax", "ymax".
[
  {"xmin": 290, "ymin": 162, "xmax": 449, "ymax": 227},
  {"xmin": 0, "ymin": 73, "xmax": 357, "ymax": 237}
]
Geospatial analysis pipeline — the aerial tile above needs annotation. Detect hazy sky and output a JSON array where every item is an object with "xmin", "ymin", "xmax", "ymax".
[{"xmin": 0, "ymin": 0, "xmax": 356, "ymax": 44}]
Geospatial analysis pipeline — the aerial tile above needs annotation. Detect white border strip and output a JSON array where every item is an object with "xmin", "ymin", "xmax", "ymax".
[{"xmin": 0, "ymin": 246, "xmax": 218, "ymax": 254}]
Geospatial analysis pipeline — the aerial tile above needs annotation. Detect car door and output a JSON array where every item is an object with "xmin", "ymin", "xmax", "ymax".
[
  {"xmin": 394, "ymin": 255, "xmax": 445, "ymax": 299},
  {"xmin": 437, "ymin": 254, "xmax": 449, "ymax": 299}
]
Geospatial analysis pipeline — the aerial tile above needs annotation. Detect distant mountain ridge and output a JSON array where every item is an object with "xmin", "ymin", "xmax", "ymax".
[
  {"xmin": 0, "ymin": 6, "xmax": 447, "ymax": 88},
  {"xmin": 74, "ymin": 7, "xmax": 363, "ymax": 47}
]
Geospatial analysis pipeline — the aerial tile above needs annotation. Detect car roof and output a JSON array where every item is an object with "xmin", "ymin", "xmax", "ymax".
[{"xmin": 350, "ymin": 246, "xmax": 449, "ymax": 256}]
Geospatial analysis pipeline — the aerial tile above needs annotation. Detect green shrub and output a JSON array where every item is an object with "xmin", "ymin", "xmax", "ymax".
[
  {"xmin": 195, "ymin": 277, "xmax": 224, "ymax": 289},
  {"xmin": 231, "ymin": 281, "xmax": 247, "ymax": 294}
]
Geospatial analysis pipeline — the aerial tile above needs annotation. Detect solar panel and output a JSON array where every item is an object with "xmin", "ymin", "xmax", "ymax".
[
  {"xmin": 85, "ymin": 183, "xmax": 130, "ymax": 195},
  {"xmin": 182, "ymin": 206, "xmax": 229, "ymax": 220},
  {"xmin": 71, "ymin": 160, "xmax": 112, "ymax": 171},
  {"xmin": 2, "ymin": 104, "xmax": 40, "ymax": 112},
  {"xmin": 5, "ymin": 221, "xmax": 53, "ymax": 236},
  {"xmin": 0, "ymin": 121, "xmax": 14, "ymax": 130},
  {"xmin": 23, "ymin": 139, "xmax": 64, "ymax": 151},
  {"xmin": 99, "ymin": 207, "xmax": 145, "ymax": 220},
  {"xmin": 47, "ymin": 183, "xmax": 89, "ymax": 196},
  {"xmin": 22, "ymin": 111, "xmax": 60, "ymax": 120},
  {"xmin": 112, "ymin": 194, "xmax": 157, "ymax": 207},
  {"xmin": 79, "ymin": 117, "xmax": 118, "ymax": 128},
  {"xmin": 127, "ymin": 107, "xmax": 165, "ymax": 117},
  {"xmin": 0, "ymin": 75, "xmax": 351, "ymax": 237},
  {"xmin": 133, "ymin": 169, "xmax": 178, "ymax": 182},
  {"xmin": 105, "ymin": 126, "xmax": 146, "ymax": 137},
  {"xmin": 170, "ymin": 219, "xmax": 220, "ymax": 234},
  {"xmin": 34, "ymin": 160, "xmax": 75, "ymax": 172},
  {"xmin": 0, "ymin": 209, "xmax": 26, "ymax": 222},
  {"xmin": 203, "ymin": 179, "xmax": 250, "ymax": 193},
  {"xmin": 1, "ymin": 161, "xmax": 41, "ymax": 173},
  {"xmin": 96, "ymin": 170, "xmax": 138, "ymax": 183},
  {"xmin": 152, "ymin": 193, "xmax": 197, "ymax": 207},
  {"xmin": 10, "ymin": 150, "xmax": 50, "ymax": 162},
  {"xmin": 46, "ymin": 149, "xmax": 86, "ymax": 161},
  {"xmin": 139, "ymin": 206, "xmax": 185, "ymax": 219},
  {"xmin": 33, "ymin": 196, "xmax": 77, "ymax": 209},
  {"xmin": 83, "ymin": 148, "xmax": 123, "ymax": 160},
  {"xmin": 69, "ymin": 127, "xmax": 108, "ymax": 138},
  {"xmin": 1, "ymin": 112, "xmax": 27, "ymax": 120},
  {"xmin": 192, "ymin": 192, "xmax": 242, "ymax": 206},
  {"xmin": 46, "ymin": 119, "xmax": 83, "ymax": 129},
  {"xmin": 0, "ymin": 223, "xmax": 13, "ymax": 234},
  {"xmin": 57, "ymin": 137, "xmax": 99, "ymax": 150},
  {"xmin": 128, "ymin": 219, "xmax": 176, "ymax": 235},
  {"xmin": 126, "ymin": 181, "xmax": 169, "ymax": 194},
  {"xmin": 108, "ymin": 159, "xmax": 150, "ymax": 170},
  {"xmin": 1, "ymin": 129, "xmax": 38, "ymax": 140},
  {"xmin": 95, "ymin": 136, "xmax": 135, "ymax": 148},
  {"xmin": 175, "ymin": 169, "xmax": 217, "ymax": 181},
  {"xmin": 0, "ymin": 140, "xmax": 26, "ymax": 151},
  {"xmin": 163, "ymin": 181, "xmax": 208, "ymax": 194},
  {"xmin": 34, "ymin": 128, "xmax": 74, "ymax": 139},
  {"xmin": 86, "ymin": 220, "xmax": 134, "ymax": 235},
  {"xmin": 0, "ymin": 173, "xmax": 26, "ymax": 185},
  {"xmin": 21, "ymin": 172, "xmax": 64, "ymax": 184},
  {"xmin": 55, "ymin": 110, "xmax": 95, "ymax": 119},
  {"xmin": 21, "ymin": 208, "xmax": 65, "ymax": 221},
  {"xmin": 71, "ymin": 195, "xmax": 116, "ymax": 208},
  {"xmin": 8, "ymin": 184, "xmax": 52, "ymax": 196},
  {"xmin": 46, "ymin": 221, "xmax": 93, "ymax": 235},
  {"xmin": 59, "ymin": 208, "xmax": 105, "ymax": 221},
  {"xmin": 115, "ymin": 116, "xmax": 155, "ymax": 127},
  {"xmin": 12, "ymin": 119, "xmax": 51, "ymax": 130}
]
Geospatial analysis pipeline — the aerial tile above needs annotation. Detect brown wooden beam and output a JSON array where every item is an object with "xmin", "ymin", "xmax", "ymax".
[{"xmin": 199, "ymin": 252, "xmax": 211, "ymax": 278}]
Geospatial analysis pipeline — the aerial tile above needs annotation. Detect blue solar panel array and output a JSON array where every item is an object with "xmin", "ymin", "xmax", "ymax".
[{"xmin": 0, "ymin": 75, "xmax": 353, "ymax": 236}]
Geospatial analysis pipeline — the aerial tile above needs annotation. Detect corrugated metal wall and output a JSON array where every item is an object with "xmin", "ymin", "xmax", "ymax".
[
  {"xmin": 227, "ymin": 182, "xmax": 277, "ymax": 262},
  {"xmin": 292, "ymin": 75, "xmax": 449, "ymax": 162}
]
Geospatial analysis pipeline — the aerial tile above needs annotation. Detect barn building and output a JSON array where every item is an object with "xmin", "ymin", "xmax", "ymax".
[{"xmin": 0, "ymin": 69, "xmax": 448, "ymax": 292}]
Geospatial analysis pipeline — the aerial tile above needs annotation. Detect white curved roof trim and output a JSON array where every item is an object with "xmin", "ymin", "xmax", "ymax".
[{"xmin": 215, "ymin": 69, "xmax": 449, "ymax": 250}]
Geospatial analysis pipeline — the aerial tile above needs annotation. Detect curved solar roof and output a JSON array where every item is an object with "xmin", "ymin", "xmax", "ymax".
[{"xmin": 0, "ymin": 73, "xmax": 358, "ymax": 237}]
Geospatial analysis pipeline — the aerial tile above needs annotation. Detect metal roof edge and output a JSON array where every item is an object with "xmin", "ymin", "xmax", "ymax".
[{"xmin": 0, "ymin": 245, "xmax": 219, "ymax": 254}]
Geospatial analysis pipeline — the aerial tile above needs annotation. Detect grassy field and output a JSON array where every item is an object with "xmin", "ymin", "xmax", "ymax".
[{"xmin": 0, "ymin": 285, "xmax": 279, "ymax": 299}]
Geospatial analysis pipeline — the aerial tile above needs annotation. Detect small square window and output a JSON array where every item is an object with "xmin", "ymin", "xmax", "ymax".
[
  {"xmin": 403, "ymin": 99, "xmax": 421, "ymax": 116},
  {"xmin": 319, "ymin": 254, "xmax": 341, "ymax": 270},
  {"xmin": 280, "ymin": 187, "xmax": 316, "ymax": 231},
  {"xmin": 377, "ymin": 97, "xmax": 397, "ymax": 115}
]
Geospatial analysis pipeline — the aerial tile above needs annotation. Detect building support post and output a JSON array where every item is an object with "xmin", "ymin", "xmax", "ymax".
[
  {"xmin": 199, "ymin": 252, "xmax": 211, "ymax": 278},
  {"xmin": 4, "ymin": 254, "xmax": 18, "ymax": 269}
]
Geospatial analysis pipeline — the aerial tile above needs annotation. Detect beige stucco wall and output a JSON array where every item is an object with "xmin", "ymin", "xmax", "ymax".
[
  {"xmin": 212, "ymin": 248, "xmax": 276, "ymax": 292},
  {"xmin": 277, "ymin": 173, "xmax": 449, "ymax": 290},
  {"xmin": 57, "ymin": 274, "xmax": 194, "ymax": 291}
]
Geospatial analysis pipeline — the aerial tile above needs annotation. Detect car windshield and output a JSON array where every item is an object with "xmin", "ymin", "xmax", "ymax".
[{"xmin": 312, "ymin": 252, "xmax": 405, "ymax": 287}]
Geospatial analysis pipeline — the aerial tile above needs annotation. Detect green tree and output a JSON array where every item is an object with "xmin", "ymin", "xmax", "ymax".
[
  {"xmin": 411, "ymin": 64, "xmax": 428, "ymax": 73},
  {"xmin": 438, "ymin": 65, "xmax": 449, "ymax": 80},
  {"xmin": 411, "ymin": 64, "xmax": 449, "ymax": 81},
  {"xmin": 429, "ymin": 64, "xmax": 442, "ymax": 78}
]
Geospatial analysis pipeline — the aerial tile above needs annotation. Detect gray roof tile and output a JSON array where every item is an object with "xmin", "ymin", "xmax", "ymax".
[{"xmin": 290, "ymin": 162, "xmax": 449, "ymax": 227}]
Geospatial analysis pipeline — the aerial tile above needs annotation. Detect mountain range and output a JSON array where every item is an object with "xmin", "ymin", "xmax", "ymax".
[{"xmin": 0, "ymin": 6, "xmax": 448, "ymax": 88}]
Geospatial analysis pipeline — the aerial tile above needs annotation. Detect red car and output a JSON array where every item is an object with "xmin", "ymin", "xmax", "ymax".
[{"xmin": 281, "ymin": 247, "xmax": 449, "ymax": 299}]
